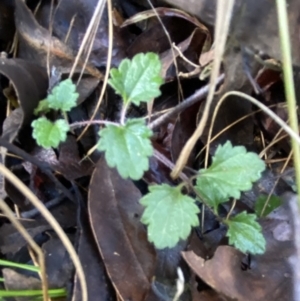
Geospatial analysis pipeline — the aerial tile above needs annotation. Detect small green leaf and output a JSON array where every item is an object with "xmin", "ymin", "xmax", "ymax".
[
  {"xmin": 47, "ymin": 79, "xmax": 79, "ymax": 112},
  {"xmin": 195, "ymin": 181, "xmax": 228, "ymax": 214},
  {"xmin": 225, "ymin": 211, "xmax": 266, "ymax": 254},
  {"xmin": 140, "ymin": 184, "xmax": 200, "ymax": 249},
  {"xmin": 196, "ymin": 141, "xmax": 265, "ymax": 200},
  {"xmin": 108, "ymin": 52, "xmax": 163, "ymax": 105},
  {"xmin": 98, "ymin": 119, "xmax": 153, "ymax": 180},
  {"xmin": 34, "ymin": 99, "xmax": 51, "ymax": 115},
  {"xmin": 32, "ymin": 117, "xmax": 69, "ymax": 148},
  {"xmin": 255, "ymin": 194, "xmax": 282, "ymax": 217}
]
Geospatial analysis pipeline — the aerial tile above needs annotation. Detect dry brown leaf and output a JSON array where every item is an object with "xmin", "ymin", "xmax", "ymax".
[{"xmin": 88, "ymin": 157, "xmax": 156, "ymax": 301}]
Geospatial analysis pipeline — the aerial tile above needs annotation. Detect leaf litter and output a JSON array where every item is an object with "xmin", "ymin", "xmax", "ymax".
[{"xmin": 0, "ymin": 0, "xmax": 299, "ymax": 301}]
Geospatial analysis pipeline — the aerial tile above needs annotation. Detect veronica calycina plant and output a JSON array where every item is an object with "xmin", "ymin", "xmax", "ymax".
[{"xmin": 32, "ymin": 52, "xmax": 266, "ymax": 254}]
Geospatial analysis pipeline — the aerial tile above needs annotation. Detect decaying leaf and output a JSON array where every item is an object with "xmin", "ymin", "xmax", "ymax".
[
  {"xmin": 0, "ymin": 58, "xmax": 48, "ymax": 135},
  {"xmin": 182, "ymin": 215, "xmax": 295, "ymax": 301},
  {"xmin": 14, "ymin": 0, "xmax": 102, "ymax": 79},
  {"xmin": 0, "ymin": 57, "xmax": 48, "ymax": 200},
  {"xmin": 88, "ymin": 157, "xmax": 156, "ymax": 301},
  {"xmin": 72, "ymin": 207, "xmax": 115, "ymax": 301},
  {"xmin": 162, "ymin": 0, "xmax": 300, "ymax": 66}
]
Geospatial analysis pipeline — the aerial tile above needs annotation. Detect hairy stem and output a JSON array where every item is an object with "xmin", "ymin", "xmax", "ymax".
[{"xmin": 70, "ymin": 120, "xmax": 119, "ymax": 129}]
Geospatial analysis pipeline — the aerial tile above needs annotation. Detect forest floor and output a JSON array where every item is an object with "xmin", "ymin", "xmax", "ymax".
[{"xmin": 0, "ymin": 0, "xmax": 298, "ymax": 301}]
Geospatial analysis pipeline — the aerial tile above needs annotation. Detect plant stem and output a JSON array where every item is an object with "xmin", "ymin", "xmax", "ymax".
[
  {"xmin": 190, "ymin": 185, "xmax": 218, "ymax": 217},
  {"xmin": 70, "ymin": 120, "xmax": 119, "ymax": 129},
  {"xmin": 120, "ymin": 102, "xmax": 129, "ymax": 125},
  {"xmin": 276, "ymin": 0, "xmax": 300, "ymax": 205},
  {"xmin": 225, "ymin": 199, "xmax": 237, "ymax": 221},
  {"xmin": 0, "ymin": 260, "xmax": 39, "ymax": 273},
  {"xmin": 62, "ymin": 111, "xmax": 69, "ymax": 124},
  {"xmin": 0, "ymin": 288, "xmax": 66, "ymax": 298}
]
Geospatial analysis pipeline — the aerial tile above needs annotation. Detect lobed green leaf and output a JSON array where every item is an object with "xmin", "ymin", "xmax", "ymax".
[
  {"xmin": 196, "ymin": 141, "xmax": 265, "ymax": 200},
  {"xmin": 31, "ymin": 117, "xmax": 69, "ymax": 149},
  {"xmin": 108, "ymin": 52, "xmax": 163, "ymax": 105},
  {"xmin": 140, "ymin": 184, "xmax": 200, "ymax": 249},
  {"xmin": 47, "ymin": 79, "xmax": 79, "ymax": 112},
  {"xmin": 225, "ymin": 211, "xmax": 266, "ymax": 254},
  {"xmin": 195, "ymin": 179, "xmax": 228, "ymax": 214},
  {"xmin": 34, "ymin": 99, "xmax": 51, "ymax": 115},
  {"xmin": 97, "ymin": 119, "xmax": 153, "ymax": 180}
]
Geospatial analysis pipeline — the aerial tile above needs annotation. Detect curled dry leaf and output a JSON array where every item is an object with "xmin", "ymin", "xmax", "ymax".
[
  {"xmin": 0, "ymin": 58, "xmax": 48, "ymax": 136},
  {"xmin": 88, "ymin": 157, "xmax": 156, "ymax": 301},
  {"xmin": 14, "ymin": 0, "xmax": 102, "ymax": 79},
  {"xmin": 122, "ymin": 7, "xmax": 210, "ymax": 43},
  {"xmin": 35, "ymin": 0, "xmax": 126, "ymax": 68},
  {"xmin": 160, "ymin": 28, "xmax": 206, "ymax": 81},
  {"xmin": 162, "ymin": 0, "xmax": 300, "ymax": 66},
  {"xmin": 0, "ymin": 58, "xmax": 48, "ymax": 200}
]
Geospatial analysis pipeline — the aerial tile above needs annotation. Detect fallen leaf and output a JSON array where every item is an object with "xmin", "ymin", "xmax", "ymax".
[
  {"xmin": 88, "ymin": 157, "xmax": 156, "ymax": 301},
  {"xmin": 182, "ymin": 216, "xmax": 294, "ymax": 301},
  {"xmin": 162, "ymin": 0, "xmax": 300, "ymax": 66},
  {"xmin": 14, "ymin": 0, "xmax": 102, "ymax": 79},
  {"xmin": 72, "ymin": 207, "xmax": 115, "ymax": 301},
  {"xmin": 0, "ymin": 58, "xmax": 48, "ymax": 136},
  {"xmin": 0, "ymin": 57, "xmax": 48, "ymax": 201},
  {"xmin": 35, "ymin": 0, "xmax": 126, "ymax": 68}
]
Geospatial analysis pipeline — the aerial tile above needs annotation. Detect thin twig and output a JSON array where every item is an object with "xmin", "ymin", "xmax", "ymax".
[
  {"xmin": 0, "ymin": 198, "xmax": 48, "ymax": 301},
  {"xmin": 171, "ymin": 0, "xmax": 235, "ymax": 178},
  {"xmin": 69, "ymin": 0, "xmax": 105, "ymax": 78},
  {"xmin": 76, "ymin": 0, "xmax": 113, "ymax": 141},
  {"xmin": 206, "ymin": 91, "xmax": 300, "ymax": 153},
  {"xmin": 153, "ymin": 149, "xmax": 189, "ymax": 183},
  {"xmin": 146, "ymin": 0, "xmax": 184, "ymax": 102},
  {"xmin": 21, "ymin": 194, "xmax": 66, "ymax": 219},
  {"xmin": 148, "ymin": 74, "xmax": 224, "ymax": 130}
]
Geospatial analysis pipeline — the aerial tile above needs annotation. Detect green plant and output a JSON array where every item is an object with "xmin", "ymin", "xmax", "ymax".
[
  {"xmin": 276, "ymin": 0, "xmax": 300, "ymax": 204},
  {"xmin": 0, "ymin": 259, "xmax": 66, "ymax": 299},
  {"xmin": 32, "ymin": 78, "xmax": 78, "ymax": 148},
  {"xmin": 141, "ymin": 141, "xmax": 265, "ymax": 253},
  {"xmin": 32, "ymin": 52, "xmax": 267, "ymax": 254},
  {"xmin": 255, "ymin": 194, "xmax": 282, "ymax": 217}
]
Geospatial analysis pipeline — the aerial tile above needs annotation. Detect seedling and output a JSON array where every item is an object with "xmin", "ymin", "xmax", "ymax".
[
  {"xmin": 32, "ymin": 52, "xmax": 267, "ymax": 254},
  {"xmin": 32, "ymin": 78, "xmax": 78, "ymax": 148}
]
